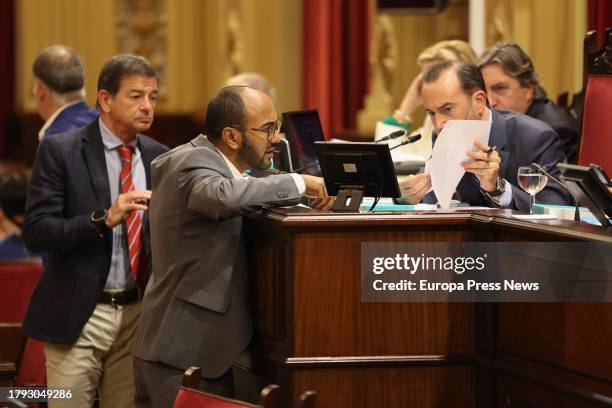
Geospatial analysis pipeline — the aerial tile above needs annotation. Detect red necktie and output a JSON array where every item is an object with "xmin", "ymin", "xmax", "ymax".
[{"xmin": 117, "ymin": 144, "xmax": 146, "ymax": 291}]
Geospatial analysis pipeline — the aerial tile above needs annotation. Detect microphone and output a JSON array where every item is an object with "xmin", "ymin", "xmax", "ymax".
[
  {"xmin": 376, "ymin": 129, "xmax": 406, "ymax": 143},
  {"xmin": 389, "ymin": 134, "xmax": 422, "ymax": 150},
  {"xmin": 292, "ymin": 160, "xmax": 319, "ymax": 174},
  {"xmin": 530, "ymin": 162, "xmax": 580, "ymax": 222}
]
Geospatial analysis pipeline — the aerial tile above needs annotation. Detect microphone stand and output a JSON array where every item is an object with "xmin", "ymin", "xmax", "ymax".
[
  {"xmin": 531, "ymin": 163, "xmax": 580, "ymax": 222},
  {"xmin": 292, "ymin": 160, "xmax": 320, "ymax": 174},
  {"xmin": 376, "ymin": 129, "xmax": 406, "ymax": 143},
  {"xmin": 389, "ymin": 134, "xmax": 422, "ymax": 150}
]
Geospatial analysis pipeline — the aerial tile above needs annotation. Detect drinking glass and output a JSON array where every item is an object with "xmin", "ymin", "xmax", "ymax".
[{"xmin": 517, "ymin": 166, "xmax": 548, "ymax": 214}]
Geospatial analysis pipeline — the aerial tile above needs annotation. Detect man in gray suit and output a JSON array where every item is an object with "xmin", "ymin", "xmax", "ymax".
[
  {"xmin": 400, "ymin": 60, "xmax": 571, "ymax": 210},
  {"xmin": 133, "ymin": 86, "xmax": 333, "ymax": 407}
]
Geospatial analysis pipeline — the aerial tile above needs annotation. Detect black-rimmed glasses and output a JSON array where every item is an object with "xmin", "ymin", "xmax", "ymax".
[{"xmin": 232, "ymin": 120, "xmax": 282, "ymax": 141}]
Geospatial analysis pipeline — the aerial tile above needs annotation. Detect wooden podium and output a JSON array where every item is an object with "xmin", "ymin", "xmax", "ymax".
[{"xmin": 244, "ymin": 208, "xmax": 612, "ymax": 407}]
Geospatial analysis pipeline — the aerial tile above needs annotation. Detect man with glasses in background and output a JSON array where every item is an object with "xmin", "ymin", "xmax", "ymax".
[{"xmin": 133, "ymin": 86, "xmax": 333, "ymax": 407}]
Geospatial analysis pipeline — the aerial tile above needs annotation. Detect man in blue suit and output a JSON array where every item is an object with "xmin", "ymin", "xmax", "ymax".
[
  {"xmin": 23, "ymin": 55, "xmax": 168, "ymax": 407},
  {"xmin": 32, "ymin": 45, "xmax": 99, "ymax": 140},
  {"xmin": 400, "ymin": 60, "xmax": 570, "ymax": 211}
]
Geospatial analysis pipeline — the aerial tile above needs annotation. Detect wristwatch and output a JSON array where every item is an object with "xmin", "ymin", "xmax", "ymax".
[
  {"xmin": 486, "ymin": 177, "xmax": 507, "ymax": 198},
  {"xmin": 90, "ymin": 209, "xmax": 109, "ymax": 232}
]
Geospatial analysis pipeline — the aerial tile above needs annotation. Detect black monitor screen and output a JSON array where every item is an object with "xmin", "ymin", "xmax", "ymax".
[
  {"xmin": 558, "ymin": 163, "xmax": 612, "ymax": 226},
  {"xmin": 282, "ymin": 109, "xmax": 325, "ymax": 175},
  {"xmin": 314, "ymin": 142, "xmax": 401, "ymax": 198}
]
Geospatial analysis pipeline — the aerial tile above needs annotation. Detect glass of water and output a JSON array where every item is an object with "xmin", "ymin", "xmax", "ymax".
[{"xmin": 517, "ymin": 166, "xmax": 548, "ymax": 214}]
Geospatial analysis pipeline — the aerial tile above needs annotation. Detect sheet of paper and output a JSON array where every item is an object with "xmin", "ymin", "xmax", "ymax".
[
  {"xmin": 448, "ymin": 206, "xmax": 494, "ymax": 211},
  {"xmin": 512, "ymin": 214, "xmax": 557, "ymax": 220},
  {"xmin": 427, "ymin": 120, "xmax": 491, "ymax": 209}
]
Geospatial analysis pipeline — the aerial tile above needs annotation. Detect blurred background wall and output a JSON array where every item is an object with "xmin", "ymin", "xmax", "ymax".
[{"xmin": 0, "ymin": 0, "xmax": 595, "ymax": 164}]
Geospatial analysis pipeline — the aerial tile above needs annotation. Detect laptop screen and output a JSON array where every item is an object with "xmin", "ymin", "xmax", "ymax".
[{"xmin": 282, "ymin": 109, "xmax": 325, "ymax": 175}]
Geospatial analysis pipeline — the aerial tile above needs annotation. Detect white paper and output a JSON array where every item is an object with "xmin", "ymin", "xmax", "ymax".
[
  {"xmin": 512, "ymin": 214, "xmax": 557, "ymax": 220},
  {"xmin": 427, "ymin": 120, "xmax": 491, "ymax": 209}
]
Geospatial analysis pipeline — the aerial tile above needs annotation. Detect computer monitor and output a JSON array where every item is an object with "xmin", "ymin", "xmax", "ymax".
[
  {"xmin": 270, "ymin": 138, "xmax": 293, "ymax": 172},
  {"xmin": 558, "ymin": 163, "xmax": 612, "ymax": 227},
  {"xmin": 314, "ymin": 142, "xmax": 401, "ymax": 212},
  {"xmin": 282, "ymin": 109, "xmax": 325, "ymax": 175}
]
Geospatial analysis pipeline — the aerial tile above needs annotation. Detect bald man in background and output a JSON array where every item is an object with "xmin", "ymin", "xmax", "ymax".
[{"xmin": 32, "ymin": 45, "xmax": 99, "ymax": 140}]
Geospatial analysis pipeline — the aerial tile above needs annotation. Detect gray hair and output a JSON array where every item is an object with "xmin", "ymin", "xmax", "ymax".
[
  {"xmin": 225, "ymin": 72, "xmax": 277, "ymax": 104},
  {"xmin": 478, "ymin": 42, "xmax": 547, "ymax": 100},
  {"xmin": 33, "ymin": 45, "xmax": 85, "ymax": 96}
]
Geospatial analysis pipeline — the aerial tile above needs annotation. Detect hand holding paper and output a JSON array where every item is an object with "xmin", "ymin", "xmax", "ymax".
[
  {"xmin": 428, "ymin": 120, "xmax": 491, "ymax": 208},
  {"xmin": 462, "ymin": 139, "xmax": 501, "ymax": 191}
]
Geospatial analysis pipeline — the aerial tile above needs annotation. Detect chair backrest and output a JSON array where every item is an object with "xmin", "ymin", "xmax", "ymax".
[
  {"xmin": 298, "ymin": 390, "xmax": 316, "ymax": 408},
  {"xmin": 557, "ymin": 90, "xmax": 584, "ymax": 128},
  {"xmin": 14, "ymin": 338, "xmax": 46, "ymax": 386},
  {"xmin": 0, "ymin": 261, "xmax": 46, "ymax": 388},
  {"xmin": 173, "ymin": 367, "xmax": 280, "ymax": 408},
  {"xmin": 0, "ymin": 261, "xmax": 42, "ymax": 322},
  {"xmin": 0, "ymin": 323, "xmax": 23, "ymax": 364},
  {"xmin": 578, "ymin": 27, "xmax": 612, "ymax": 172}
]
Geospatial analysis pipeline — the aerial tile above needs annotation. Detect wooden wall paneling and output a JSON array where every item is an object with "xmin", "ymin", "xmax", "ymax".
[{"xmin": 294, "ymin": 366, "xmax": 475, "ymax": 408}]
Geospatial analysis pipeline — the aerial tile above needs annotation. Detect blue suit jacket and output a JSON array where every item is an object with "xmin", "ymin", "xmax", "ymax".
[
  {"xmin": 425, "ymin": 109, "xmax": 571, "ymax": 211},
  {"xmin": 527, "ymin": 99, "xmax": 580, "ymax": 164},
  {"xmin": 22, "ymin": 120, "xmax": 168, "ymax": 344},
  {"xmin": 44, "ymin": 101, "xmax": 99, "ymax": 138}
]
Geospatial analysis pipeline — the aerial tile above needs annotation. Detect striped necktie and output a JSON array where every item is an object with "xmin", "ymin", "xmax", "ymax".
[{"xmin": 117, "ymin": 144, "xmax": 145, "ymax": 290}]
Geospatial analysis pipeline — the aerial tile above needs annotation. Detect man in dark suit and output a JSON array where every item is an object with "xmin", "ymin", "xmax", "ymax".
[
  {"xmin": 400, "ymin": 60, "xmax": 571, "ymax": 211},
  {"xmin": 22, "ymin": 54, "xmax": 168, "ymax": 407},
  {"xmin": 478, "ymin": 42, "xmax": 580, "ymax": 163},
  {"xmin": 132, "ymin": 86, "xmax": 332, "ymax": 408},
  {"xmin": 32, "ymin": 45, "xmax": 99, "ymax": 140}
]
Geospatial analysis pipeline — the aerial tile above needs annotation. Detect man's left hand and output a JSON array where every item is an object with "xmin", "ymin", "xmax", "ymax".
[
  {"xmin": 462, "ymin": 140, "xmax": 501, "ymax": 192},
  {"xmin": 301, "ymin": 175, "xmax": 335, "ymax": 210},
  {"xmin": 310, "ymin": 196, "xmax": 336, "ymax": 211}
]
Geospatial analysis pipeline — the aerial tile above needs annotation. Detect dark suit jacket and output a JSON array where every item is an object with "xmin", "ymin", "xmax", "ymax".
[
  {"xmin": 22, "ymin": 120, "xmax": 168, "ymax": 344},
  {"xmin": 133, "ymin": 135, "xmax": 302, "ymax": 378},
  {"xmin": 527, "ymin": 99, "xmax": 580, "ymax": 164},
  {"xmin": 425, "ymin": 109, "xmax": 571, "ymax": 212},
  {"xmin": 44, "ymin": 101, "xmax": 99, "ymax": 138}
]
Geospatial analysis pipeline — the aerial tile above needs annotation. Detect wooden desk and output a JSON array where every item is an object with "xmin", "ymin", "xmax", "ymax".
[{"xmin": 245, "ymin": 209, "xmax": 612, "ymax": 407}]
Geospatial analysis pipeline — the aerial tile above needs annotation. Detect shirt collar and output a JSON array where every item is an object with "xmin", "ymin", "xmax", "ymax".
[
  {"xmin": 215, "ymin": 147, "xmax": 246, "ymax": 179},
  {"xmin": 98, "ymin": 118, "xmax": 138, "ymax": 151},
  {"xmin": 38, "ymin": 100, "xmax": 83, "ymax": 141}
]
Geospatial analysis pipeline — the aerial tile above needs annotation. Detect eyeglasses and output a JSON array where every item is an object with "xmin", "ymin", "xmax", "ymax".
[{"xmin": 232, "ymin": 120, "xmax": 282, "ymax": 141}]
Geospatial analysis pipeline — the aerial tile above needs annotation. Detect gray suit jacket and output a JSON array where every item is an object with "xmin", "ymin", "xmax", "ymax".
[{"xmin": 133, "ymin": 135, "xmax": 302, "ymax": 378}]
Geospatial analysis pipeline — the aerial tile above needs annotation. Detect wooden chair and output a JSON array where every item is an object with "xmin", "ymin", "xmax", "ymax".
[
  {"xmin": 0, "ymin": 261, "xmax": 47, "ymax": 389},
  {"xmin": 298, "ymin": 390, "xmax": 316, "ymax": 408},
  {"xmin": 173, "ymin": 367, "xmax": 279, "ymax": 408},
  {"xmin": 557, "ymin": 90, "xmax": 584, "ymax": 127},
  {"xmin": 0, "ymin": 323, "xmax": 23, "ymax": 385},
  {"xmin": 578, "ymin": 26, "xmax": 612, "ymax": 171}
]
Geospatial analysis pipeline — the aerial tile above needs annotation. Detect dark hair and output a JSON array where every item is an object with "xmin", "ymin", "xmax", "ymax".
[
  {"xmin": 0, "ymin": 168, "xmax": 30, "ymax": 222},
  {"xmin": 422, "ymin": 60, "xmax": 487, "ymax": 97},
  {"xmin": 204, "ymin": 86, "xmax": 249, "ymax": 145},
  {"xmin": 32, "ymin": 45, "xmax": 85, "ymax": 94},
  {"xmin": 97, "ymin": 54, "xmax": 157, "ymax": 98},
  {"xmin": 478, "ymin": 42, "xmax": 547, "ymax": 99}
]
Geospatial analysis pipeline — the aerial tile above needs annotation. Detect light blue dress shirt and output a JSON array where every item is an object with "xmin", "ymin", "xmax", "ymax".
[{"xmin": 99, "ymin": 118, "xmax": 147, "ymax": 290}]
